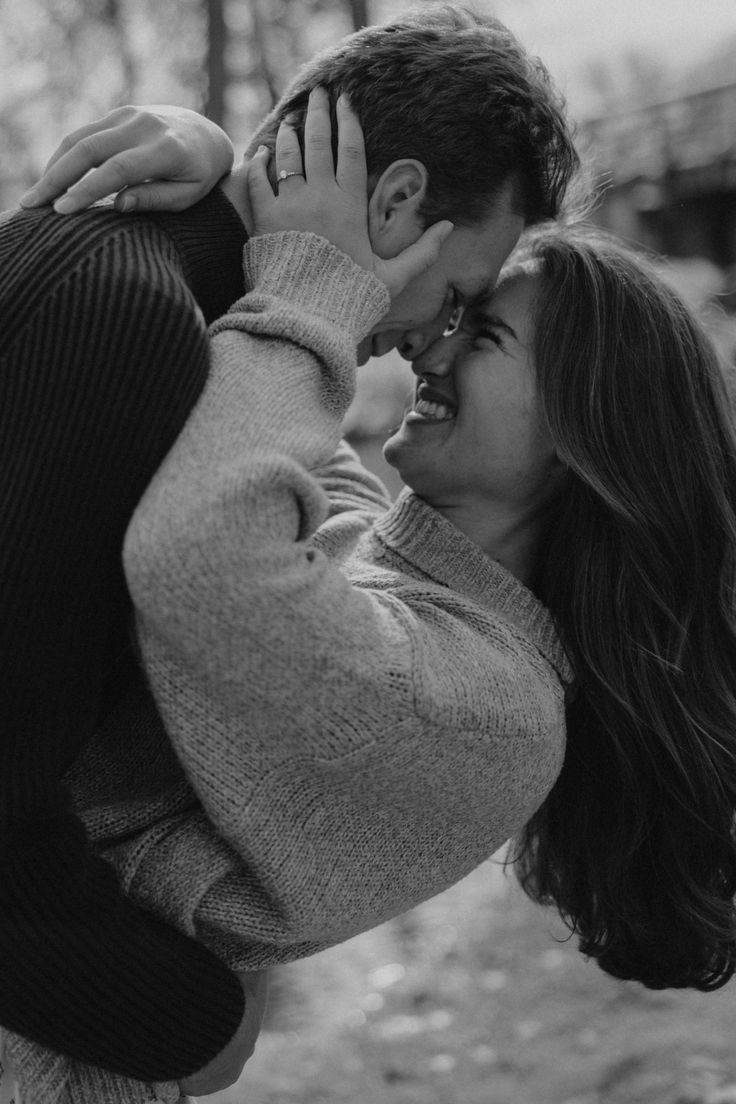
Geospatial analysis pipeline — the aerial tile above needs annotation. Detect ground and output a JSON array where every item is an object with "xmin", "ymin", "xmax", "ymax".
[
  {"xmin": 204, "ymin": 855, "xmax": 736, "ymax": 1104},
  {"xmin": 202, "ymin": 295, "xmax": 736, "ymax": 1104}
]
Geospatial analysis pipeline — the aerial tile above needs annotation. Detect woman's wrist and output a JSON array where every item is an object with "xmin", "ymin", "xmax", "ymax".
[{"xmin": 240, "ymin": 231, "xmax": 389, "ymax": 343}]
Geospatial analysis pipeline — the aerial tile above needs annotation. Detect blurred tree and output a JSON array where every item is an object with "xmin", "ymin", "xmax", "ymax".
[
  {"xmin": 580, "ymin": 30, "xmax": 736, "ymax": 121},
  {"xmin": 349, "ymin": 0, "xmax": 369, "ymax": 28},
  {"xmin": 581, "ymin": 48, "xmax": 672, "ymax": 118},
  {"xmin": 0, "ymin": 0, "xmax": 373, "ymax": 208},
  {"xmin": 205, "ymin": 0, "xmax": 227, "ymax": 124}
]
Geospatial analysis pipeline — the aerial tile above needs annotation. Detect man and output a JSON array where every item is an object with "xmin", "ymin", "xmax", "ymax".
[{"xmin": 3, "ymin": 3, "xmax": 578, "ymax": 1097}]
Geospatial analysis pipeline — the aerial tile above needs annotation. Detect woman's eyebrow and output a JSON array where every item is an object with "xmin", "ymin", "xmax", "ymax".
[{"xmin": 477, "ymin": 311, "xmax": 519, "ymax": 342}]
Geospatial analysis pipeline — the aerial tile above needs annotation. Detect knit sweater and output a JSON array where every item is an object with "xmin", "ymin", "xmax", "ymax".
[
  {"xmin": 0, "ymin": 191, "xmax": 249, "ymax": 1083},
  {"xmin": 125, "ymin": 231, "xmax": 572, "ymax": 945},
  {"xmin": 8, "ymin": 231, "xmax": 572, "ymax": 1104}
]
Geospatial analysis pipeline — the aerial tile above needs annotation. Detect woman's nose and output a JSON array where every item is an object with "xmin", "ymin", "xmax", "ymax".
[
  {"xmin": 411, "ymin": 330, "xmax": 459, "ymax": 377},
  {"xmin": 397, "ymin": 297, "xmax": 458, "ymax": 361}
]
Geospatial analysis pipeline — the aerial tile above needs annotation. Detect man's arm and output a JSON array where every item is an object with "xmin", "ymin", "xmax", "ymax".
[
  {"xmin": 0, "ymin": 210, "xmax": 246, "ymax": 1083},
  {"xmin": 4, "ymin": 969, "xmax": 267, "ymax": 1104},
  {"xmin": 19, "ymin": 105, "xmax": 234, "ymax": 215}
]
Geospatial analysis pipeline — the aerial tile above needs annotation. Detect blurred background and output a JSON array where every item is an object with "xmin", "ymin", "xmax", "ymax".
[
  {"xmin": 4, "ymin": 1, "xmax": 736, "ymax": 1100},
  {"xmin": 3, "ymin": 0, "xmax": 736, "ymax": 489}
]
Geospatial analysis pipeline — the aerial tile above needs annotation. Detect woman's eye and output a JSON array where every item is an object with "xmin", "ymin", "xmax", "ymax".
[{"xmin": 475, "ymin": 326, "xmax": 503, "ymax": 348}]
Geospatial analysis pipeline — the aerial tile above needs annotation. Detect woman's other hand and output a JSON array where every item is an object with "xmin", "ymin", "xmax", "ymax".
[
  {"xmin": 247, "ymin": 87, "xmax": 453, "ymax": 302},
  {"xmin": 18, "ymin": 105, "xmax": 234, "ymax": 215},
  {"xmin": 178, "ymin": 968, "xmax": 268, "ymax": 1097}
]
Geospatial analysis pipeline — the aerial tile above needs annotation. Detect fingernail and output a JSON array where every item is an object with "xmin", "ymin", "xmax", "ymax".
[
  {"xmin": 53, "ymin": 195, "xmax": 77, "ymax": 214},
  {"xmin": 18, "ymin": 188, "xmax": 39, "ymax": 207},
  {"xmin": 117, "ymin": 194, "xmax": 137, "ymax": 212}
]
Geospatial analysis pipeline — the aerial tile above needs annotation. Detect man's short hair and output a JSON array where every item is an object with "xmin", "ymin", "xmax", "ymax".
[{"xmin": 248, "ymin": 4, "xmax": 579, "ymax": 227}]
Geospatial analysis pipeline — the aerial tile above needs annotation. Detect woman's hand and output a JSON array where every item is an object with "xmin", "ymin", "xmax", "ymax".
[
  {"xmin": 247, "ymin": 88, "xmax": 453, "ymax": 302},
  {"xmin": 18, "ymin": 105, "xmax": 234, "ymax": 215},
  {"xmin": 178, "ymin": 969, "xmax": 268, "ymax": 1097}
]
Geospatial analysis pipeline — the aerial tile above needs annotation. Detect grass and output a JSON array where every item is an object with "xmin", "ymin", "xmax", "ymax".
[{"xmin": 204, "ymin": 854, "xmax": 736, "ymax": 1104}]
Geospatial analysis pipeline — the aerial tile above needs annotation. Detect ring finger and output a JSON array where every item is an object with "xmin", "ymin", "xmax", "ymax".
[{"xmin": 275, "ymin": 119, "xmax": 304, "ymax": 187}]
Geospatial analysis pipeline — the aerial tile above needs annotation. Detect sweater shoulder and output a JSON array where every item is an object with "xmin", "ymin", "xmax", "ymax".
[{"xmin": 0, "ymin": 206, "xmax": 194, "ymax": 345}]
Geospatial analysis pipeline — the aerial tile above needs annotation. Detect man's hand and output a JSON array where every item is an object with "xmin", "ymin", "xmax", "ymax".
[
  {"xmin": 178, "ymin": 969, "xmax": 268, "ymax": 1097},
  {"xmin": 18, "ymin": 105, "xmax": 234, "ymax": 216},
  {"xmin": 247, "ymin": 87, "xmax": 453, "ymax": 303}
]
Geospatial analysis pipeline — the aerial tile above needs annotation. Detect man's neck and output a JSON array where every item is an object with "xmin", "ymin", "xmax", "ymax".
[{"xmin": 219, "ymin": 162, "xmax": 256, "ymax": 236}]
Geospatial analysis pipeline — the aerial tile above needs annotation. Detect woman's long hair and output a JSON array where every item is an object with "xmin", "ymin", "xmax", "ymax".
[{"xmin": 510, "ymin": 225, "xmax": 736, "ymax": 990}]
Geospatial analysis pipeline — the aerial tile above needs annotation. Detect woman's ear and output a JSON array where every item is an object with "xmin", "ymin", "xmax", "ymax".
[{"xmin": 367, "ymin": 159, "xmax": 429, "ymax": 259}]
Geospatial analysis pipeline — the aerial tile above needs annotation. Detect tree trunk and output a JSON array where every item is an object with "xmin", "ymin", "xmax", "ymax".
[
  {"xmin": 205, "ymin": 0, "xmax": 227, "ymax": 125},
  {"xmin": 349, "ymin": 0, "xmax": 370, "ymax": 31}
]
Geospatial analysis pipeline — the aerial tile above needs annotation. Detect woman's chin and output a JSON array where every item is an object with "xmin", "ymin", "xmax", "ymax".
[{"xmin": 382, "ymin": 424, "xmax": 408, "ymax": 471}]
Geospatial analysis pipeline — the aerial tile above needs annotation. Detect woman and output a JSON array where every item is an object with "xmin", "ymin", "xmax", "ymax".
[
  {"xmin": 500, "ymin": 228, "xmax": 736, "ymax": 993},
  {"xmin": 9, "ymin": 105, "xmax": 736, "ymax": 1103}
]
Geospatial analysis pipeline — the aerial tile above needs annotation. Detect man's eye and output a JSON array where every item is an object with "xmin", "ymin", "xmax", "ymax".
[{"xmin": 444, "ymin": 296, "xmax": 465, "ymax": 336}]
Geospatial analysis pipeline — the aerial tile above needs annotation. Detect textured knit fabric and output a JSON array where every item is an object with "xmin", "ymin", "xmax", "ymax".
[
  {"xmin": 124, "ymin": 232, "xmax": 572, "ymax": 953},
  {"xmin": 9, "ymin": 230, "xmax": 572, "ymax": 1104},
  {"xmin": 0, "ymin": 191, "xmax": 249, "ymax": 1084},
  {"xmin": 114, "ymin": 232, "xmax": 570, "ymax": 936}
]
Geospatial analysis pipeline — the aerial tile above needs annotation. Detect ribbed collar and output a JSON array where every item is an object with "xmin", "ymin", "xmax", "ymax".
[
  {"xmin": 372, "ymin": 489, "xmax": 574, "ymax": 687},
  {"xmin": 152, "ymin": 187, "xmax": 248, "ymax": 324}
]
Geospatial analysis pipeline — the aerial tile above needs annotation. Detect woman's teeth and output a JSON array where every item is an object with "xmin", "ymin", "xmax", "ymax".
[{"xmin": 414, "ymin": 398, "xmax": 455, "ymax": 422}]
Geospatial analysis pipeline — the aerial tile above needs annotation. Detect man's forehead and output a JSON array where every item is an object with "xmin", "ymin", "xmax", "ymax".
[
  {"xmin": 450, "ymin": 202, "xmax": 524, "ymax": 304},
  {"xmin": 450, "ymin": 253, "xmax": 507, "ymax": 306},
  {"xmin": 455, "ymin": 272, "xmax": 496, "ymax": 304}
]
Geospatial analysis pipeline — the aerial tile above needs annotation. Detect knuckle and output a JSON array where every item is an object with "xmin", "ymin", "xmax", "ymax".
[
  {"xmin": 76, "ymin": 134, "xmax": 104, "ymax": 163},
  {"xmin": 106, "ymin": 104, "xmax": 134, "ymax": 123},
  {"xmin": 120, "ymin": 110, "xmax": 166, "ymax": 144},
  {"xmin": 161, "ymin": 130, "xmax": 189, "ymax": 162},
  {"xmin": 340, "ymin": 141, "xmax": 363, "ymax": 160},
  {"xmin": 53, "ymin": 134, "xmax": 76, "ymax": 157},
  {"xmin": 106, "ymin": 153, "xmax": 138, "ymax": 188}
]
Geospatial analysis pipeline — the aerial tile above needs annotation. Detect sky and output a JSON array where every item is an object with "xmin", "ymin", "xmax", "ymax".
[
  {"xmin": 489, "ymin": 0, "xmax": 736, "ymax": 116},
  {"xmin": 373, "ymin": 0, "xmax": 736, "ymax": 120}
]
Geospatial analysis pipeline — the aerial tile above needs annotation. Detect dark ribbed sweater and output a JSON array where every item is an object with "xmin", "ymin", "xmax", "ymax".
[{"xmin": 0, "ymin": 190, "xmax": 248, "ymax": 1082}]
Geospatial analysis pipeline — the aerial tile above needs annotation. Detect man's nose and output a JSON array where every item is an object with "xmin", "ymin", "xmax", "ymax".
[{"xmin": 397, "ymin": 312, "xmax": 452, "ymax": 361}]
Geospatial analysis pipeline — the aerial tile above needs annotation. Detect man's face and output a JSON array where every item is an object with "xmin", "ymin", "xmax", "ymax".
[{"xmin": 357, "ymin": 193, "xmax": 524, "ymax": 365}]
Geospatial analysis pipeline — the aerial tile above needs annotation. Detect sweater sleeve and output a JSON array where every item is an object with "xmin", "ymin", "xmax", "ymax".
[
  {"xmin": 307, "ymin": 439, "xmax": 394, "ymax": 562},
  {"xmin": 124, "ymin": 231, "xmax": 565, "ymax": 949},
  {"xmin": 0, "ymin": 216, "xmax": 244, "ymax": 1080}
]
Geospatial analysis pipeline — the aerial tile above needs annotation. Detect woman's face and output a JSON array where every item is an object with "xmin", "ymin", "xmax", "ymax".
[{"xmin": 383, "ymin": 268, "xmax": 561, "ymax": 519}]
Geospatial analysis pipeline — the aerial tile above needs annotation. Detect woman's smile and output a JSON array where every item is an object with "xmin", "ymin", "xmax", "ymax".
[
  {"xmin": 384, "ymin": 270, "xmax": 561, "ymax": 521},
  {"xmin": 406, "ymin": 378, "xmax": 458, "ymax": 424}
]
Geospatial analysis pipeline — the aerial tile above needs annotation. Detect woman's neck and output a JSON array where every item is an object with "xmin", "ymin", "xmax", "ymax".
[{"xmin": 433, "ymin": 499, "xmax": 546, "ymax": 587}]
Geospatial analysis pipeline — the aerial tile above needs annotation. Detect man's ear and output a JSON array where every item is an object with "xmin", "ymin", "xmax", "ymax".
[{"xmin": 368, "ymin": 160, "xmax": 429, "ymax": 259}]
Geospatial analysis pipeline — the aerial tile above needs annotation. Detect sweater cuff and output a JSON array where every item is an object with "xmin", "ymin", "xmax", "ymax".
[
  {"xmin": 5, "ymin": 1027, "xmax": 185, "ymax": 1104},
  {"xmin": 238, "ymin": 231, "xmax": 390, "ymax": 343}
]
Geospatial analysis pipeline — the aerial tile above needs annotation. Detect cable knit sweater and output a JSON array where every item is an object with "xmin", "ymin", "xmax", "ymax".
[
  {"xmin": 0, "ymin": 190, "xmax": 252, "ymax": 1094},
  {"xmin": 7, "ymin": 232, "xmax": 572, "ymax": 1104}
]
